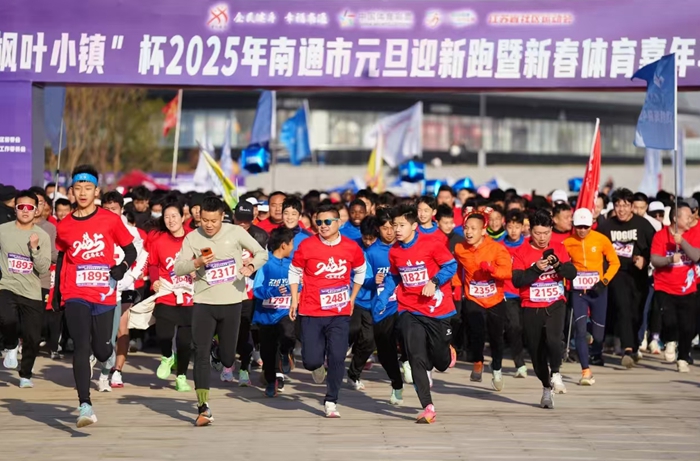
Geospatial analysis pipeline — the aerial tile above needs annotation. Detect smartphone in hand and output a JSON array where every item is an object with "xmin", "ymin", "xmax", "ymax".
[{"xmin": 202, "ymin": 247, "xmax": 213, "ymax": 257}]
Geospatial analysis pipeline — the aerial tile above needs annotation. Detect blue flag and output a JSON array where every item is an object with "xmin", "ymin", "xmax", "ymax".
[
  {"xmin": 248, "ymin": 90, "xmax": 276, "ymax": 148},
  {"xmin": 220, "ymin": 118, "xmax": 233, "ymax": 178},
  {"xmin": 44, "ymin": 86, "xmax": 66, "ymax": 154},
  {"xmin": 632, "ymin": 54, "xmax": 676, "ymax": 150},
  {"xmin": 280, "ymin": 105, "xmax": 311, "ymax": 166}
]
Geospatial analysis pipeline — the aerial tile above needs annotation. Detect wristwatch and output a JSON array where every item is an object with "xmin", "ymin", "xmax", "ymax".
[{"xmin": 430, "ymin": 276, "xmax": 440, "ymax": 286}]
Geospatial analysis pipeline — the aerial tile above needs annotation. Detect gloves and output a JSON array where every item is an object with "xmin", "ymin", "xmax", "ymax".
[
  {"xmin": 110, "ymin": 262, "xmax": 128, "ymax": 281},
  {"xmin": 591, "ymin": 281, "xmax": 606, "ymax": 296},
  {"xmin": 480, "ymin": 261, "xmax": 492, "ymax": 273},
  {"xmin": 547, "ymin": 254, "xmax": 560, "ymax": 267}
]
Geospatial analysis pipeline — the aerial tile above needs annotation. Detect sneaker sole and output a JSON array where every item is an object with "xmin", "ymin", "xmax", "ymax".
[
  {"xmin": 390, "ymin": 399, "xmax": 403, "ymax": 405},
  {"xmin": 553, "ymin": 387, "xmax": 567, "ymax": 394},
  {"xmin": 416, "ymin": 415, "xmax": 436, "ymax": 424},
  {"xmin": 541, "ymin": 402, "xmax": 554, "ymax": 409},
  {"xmin": 195, "ymin": 416, "xmax": 213, "ymax": 427},
  {"xmin": 176, "ymin": 386, "xmax": 191, "ymax": 392},
  {"xmin": 76, "ymin": 415, "xmax": 97, "ymax": 428},
  {"xmin": 621, "ymin": 356, "xmax": 635, "ymax": 369},
  {"xmin": 491, "ymin": 380, "xmax": 504, "ymax": 392},
  {"xmin": 110, "ymin": 383, "xmax": 124, "ymax": 388},
  {"xmin": 239, "ymin": 382, "xmax": 250, "ymax": 387},
  {"xmin": 470, "ymin": 375, "xmax": 482, "ymax": 382},
  {"xmin": 325, "ymin": 413, "xmax": 341, "ymax": 418},
  {"xmin": 579, "ymin": 379, "xmax": 595, "ymax": 386}
]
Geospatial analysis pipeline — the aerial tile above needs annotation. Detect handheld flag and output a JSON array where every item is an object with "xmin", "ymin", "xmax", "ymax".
[
  {"xmin": 280, "ymin": 104, "xmax": 311, "ymax": 166},
  {"xmin": 366, "ymin": 127, "xmax": 384, "ymax": 191},
  {"xmin": 576, "ymin": 119, "xmax": 601, "ymax": 213},
  {"xmin": 365, "ymin": 102, "xmax": 423, "ymax": 168},
  {"xmin": 162, "ymin": 93, "xmax": 180, "ymax": 136},
  {"xmin": 632, "ymin": 54, "xmax": 677, "ymax": 150},
  {"xmin": 638, "ymin": 148, "xmax": 663, "ymax": 196},
  {"xmin": 249, "ymin": 90, "xmax": 276, "ymax": 149},
  {"xmin": 201, "ymin": 148, "xmax": 238, "ymax": 211}
]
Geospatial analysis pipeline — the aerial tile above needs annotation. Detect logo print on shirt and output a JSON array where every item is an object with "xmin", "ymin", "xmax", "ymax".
[
  {"xmin": 315, "ymin": 257, "xmax": 348, "ymax": 279},
  {"xmin": 165, "ymin": 252, "xmax": 181, "ymax": 271},
  {"xmin": 72, "ymin": 233, "xmax": 105, "ymax": 260},
  {"xmin": 683, "ymin": 269, "xmax": 695, "ymax": 293},
  {"xmin": 427, "ymin": 289, "xmax": 444, "ymax": 313}
]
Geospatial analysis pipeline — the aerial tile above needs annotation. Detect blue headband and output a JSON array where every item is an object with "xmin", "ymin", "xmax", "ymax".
[{"xmin": 72, "ymin": 173, "xmax": 98, "ymax": 186}]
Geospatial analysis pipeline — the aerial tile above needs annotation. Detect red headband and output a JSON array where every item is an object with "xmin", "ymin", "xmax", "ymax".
[{"xmin": 463, "ymin": 206, "xmax": 493, "ymax": 220}]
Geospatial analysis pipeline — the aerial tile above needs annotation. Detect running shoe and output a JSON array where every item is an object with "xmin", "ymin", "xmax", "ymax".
[
  {"xmin": 89, "ymin": 354, "xmax": 97, "ymax": 369},
  {"xmin": 634, "ymin": 350, "xmax": 643, "ymax": 364},
  {"xmin": 156, "ymin": 355, "xmax": 175, "ymax": 380},
  {"xmin": 664, "ymin": 341, "xmax": 677, "ymax": 363},
  {"xmin": 491, "ymin": 369, "xmax": 504, "ymax": 392},
  {"xmin": 579, "ymin": 369, "xmax": 595, "ymax": 386},
  {"xmin": 195, "ymin": 404, "xmax": 213, "ymax": 427},
  {"xmin": 50, "ymin": 351, "xmax": 64, "ymax": 360},
  {"xmin": 175, "ymin": 375, "xmax": 191, "ymax": 392},
  {"xmin": 639, "ymin": 332, "xmax": 648, "ymax": 352},
  {"xmin": 129, "ymin": 338, "xmax": 143, "ymax": 353},
  {"xmin": 514, "ymin": 365, "xmax": 528, "ymax": 378},
  {"xmin": 311, "ymin": 366, "xmax": 326, "ymax": 384},
  {"xmin": 281, "ymin": 351, "xmax": 294, "ymax": 374},
  {"xmin": 110, "ymin": 370, "xmax": 124, "ymax": 388},
  {"xmin": 416, "ymin": 404, "xmax": 436, "ymax": 424},
  {"xmin": 220, "ymin": 366, "xmax": 234, "ymax": 382},
  {"xmin": 238, "ymin": 370, "xmax": 251, "ymax": 387},
  {"xmin": 540, "ymin": 388, "xmax": 554, "ymax": 409},
  {"xmin": 390, "ymin": 388, "xmax": 403, "ymax": 405},
  {"xmin": 265, "ymin": 381, "xmax": 278, "ymax": 398},
  {"xmin": 76, "ymin": 403, "xmax": 97, "ymax": 428},
  {"xmin": 97, "ymin": 375, "xmax": 111, "ymax": 392},
  {"xmin": 252, "ymin": 349, "xmax": 263, "ymax": 368},
  {"xmin": 621, "ymin": 352, "xmax": 635, "ymax": 369},
  {"xmin": 3, "ymin": 347, "xmax": 18, "ymax": 369},
  {"xmin": 649, "ymin": 339, "xmax": 661, "ymax": 355},
  {"xmin": 470, "ymin": 361, "xmax": 483, "ymax": 382},
  {"xmin": 401, "ymin": 361, "xmax": 413, "ymax": 384},
  {"xmin": 449, "ymin": 345, "xmax": 457, "ymax": 368},
  {"xmin": 276, "ymin": 375, "xmax": 285, "ymax": 392},
  {"xmin": 19, "ymin": 378, "xmax": 34, "ymax": 388},
  {"xmin": 550, "ymin": 372, "xmax": 567, "ymax": 394},
  {"xmin": 324, "ymin": 401, "xmax": 341, "ymax": 418},
  {"xmin": 348, "ymin": 378, "xmax": 365, "ymax": 391},
  {"xmin": 677, "ymin": 359, "xmax": 690, "ymax": 373}
]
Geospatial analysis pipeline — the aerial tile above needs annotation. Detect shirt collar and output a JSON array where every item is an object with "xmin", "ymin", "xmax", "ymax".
[{"xmin": 320, "ymin": 234, "xmax": 342, "ymax": 246}]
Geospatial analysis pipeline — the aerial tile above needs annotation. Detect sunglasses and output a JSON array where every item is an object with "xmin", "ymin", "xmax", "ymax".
[
  {"xmin": 15, "ymin": 204, "xmax": 37, "ymax": 212},
  {"xmin": 315, "ymin": 218, "xmax": 340, "ymax": 226}
]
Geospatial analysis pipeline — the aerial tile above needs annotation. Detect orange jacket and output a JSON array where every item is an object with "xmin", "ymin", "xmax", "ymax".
[
  {"xmin": 454, "ymin": 236, "xmax": 512, "ymax": 308},
  {"xmin": 563, "ymin": 230, "xmax": 620, "ymax": 284}
]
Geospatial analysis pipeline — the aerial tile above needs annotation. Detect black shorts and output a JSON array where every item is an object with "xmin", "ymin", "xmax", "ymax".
[{"xmin": 154, "ymin": 303, "xmax": 193, "ymax": 326}]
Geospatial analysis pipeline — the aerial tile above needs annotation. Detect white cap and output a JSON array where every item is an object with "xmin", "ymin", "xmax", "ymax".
[
  {"xmin": 551, "ymin": 189, "xmax": 568, "ymax": 204},
  {"xmin": 246, "ymin": 197, "xmax": 259, "ymax": 206},
  {"xmin": 258, "ymin": 201, "xmax": 269, "ymax": 212},
  {"xmin": 573, "ymin": 208, "xmax": 593, "ymax": 227},
  {"xmin": 648, "ymin": 201, "xmax": 664, "ymax": 212}
]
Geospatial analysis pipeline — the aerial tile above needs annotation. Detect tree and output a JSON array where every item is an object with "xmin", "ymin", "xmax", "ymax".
[{"xmin": 55, "ymin": 88, "xmax": 165, "ymax": 177}]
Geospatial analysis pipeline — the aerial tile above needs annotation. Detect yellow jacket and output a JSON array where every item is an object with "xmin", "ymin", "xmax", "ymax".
[{"xmin": 564, "ymin": 230, "xmax": 620, "ymax": 283}]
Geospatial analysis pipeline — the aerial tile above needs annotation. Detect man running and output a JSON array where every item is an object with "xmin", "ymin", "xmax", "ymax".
[
  {"xmin": 564, "ymin": 208, "xmax": 620, "ymax": 381},
  {"xmin": 0, "ymin": 190, "xmax": 52, "ymax": 387},
  {"xmin": 289, "ymin": 203, "xmax": 366, "ymax": 418},
  {"xmin": 501, "ymin": 210, "xmax": 527, "ymax": 378},
  {"xmin": 53, "ymin": 165, "xmax": 137, "ymax": 427},
  {"xmin": 454, "ymin": 208, "xmax": 512, "ymax": 391},
  {"xmin": 373, "ymin": 204, "xmax": 457, "ymax": 424},
  {"xmin": 175, "ymin": 196, "xmax": 268, "ymax": 426},
  {"xmin": 417, "ymin": 196, "xmax": 448, "ymax": 245},
  {"xmin": 512, "ymin": 210, "xmax": 577, "ymax": 408}
]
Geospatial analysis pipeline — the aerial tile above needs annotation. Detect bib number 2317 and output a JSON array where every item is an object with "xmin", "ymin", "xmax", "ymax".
[{"xmin": 205, "ymin": 259, "xmax": 236, "ymax": 286}]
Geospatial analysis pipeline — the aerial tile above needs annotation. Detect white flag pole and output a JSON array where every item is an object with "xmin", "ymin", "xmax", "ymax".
[
  {"xmin": 53, "ymin": 117, "xmax": 65, "ymax": 209},
  {"xmin": 673, "ymin": 58, "xmax": 679, "ymax": 237},
  {"xmin": 170, "ymin": 89, "xmax": 184, "ymax": 185}
]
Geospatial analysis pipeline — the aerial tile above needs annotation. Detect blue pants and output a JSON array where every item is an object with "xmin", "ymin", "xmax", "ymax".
[
  {"xmin": 572, "ymin": 289, "xmax": 607, "ymax": 370},
  {"xmin": 300, "ymin": 315, "xmax": 350, "ymax": 404}
]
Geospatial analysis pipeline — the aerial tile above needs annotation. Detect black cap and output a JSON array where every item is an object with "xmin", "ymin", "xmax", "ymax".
[
  {"xmin": 0, "ymin": 184, "xmax": 17, "ymax": 203},
  {"xmin": 234, "ymin": 201, "xmax": 254, "ymax": 222}
]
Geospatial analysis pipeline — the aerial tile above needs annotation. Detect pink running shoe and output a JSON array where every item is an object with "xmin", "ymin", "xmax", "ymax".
[{"xmin": 416, "ymin": 404, "xmax": 437, "ymax": 424}]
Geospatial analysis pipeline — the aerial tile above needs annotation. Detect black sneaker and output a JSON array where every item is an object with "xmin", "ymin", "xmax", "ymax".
[
  {"xmin": 195, "ymin": 404, "xmax": 213, "ymax": 427},
  {"xmin": 589, "ymin": 355, "xmax": 605, "ymax": 367},
  {"xmin": 276, "ymin": 377, "xmax": 285, "ymax": 392}
]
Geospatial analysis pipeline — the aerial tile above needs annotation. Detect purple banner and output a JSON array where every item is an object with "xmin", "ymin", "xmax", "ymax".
[
  {"xmin": 0, "ymin": 81, "xmax": 33, "ymax": 188},
  {"xmin": 0, "ymin": 0, "xmax": 699, "ymax": 88}
]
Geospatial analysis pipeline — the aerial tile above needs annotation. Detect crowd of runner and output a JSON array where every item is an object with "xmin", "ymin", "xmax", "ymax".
[{"xmin": 0, "ymin": 164, "xmax": 699, "ymax": 427}]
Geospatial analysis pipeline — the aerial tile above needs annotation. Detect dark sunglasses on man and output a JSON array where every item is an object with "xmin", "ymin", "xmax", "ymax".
[{"xmin": 315, "ymin": 218, "xmax": 339, "ymax": 226}]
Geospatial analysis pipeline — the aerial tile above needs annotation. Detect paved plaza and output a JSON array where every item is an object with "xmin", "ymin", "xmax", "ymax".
[{"xmin": 1, "ymin": 350, "xmax": 699, "ymax": 461}]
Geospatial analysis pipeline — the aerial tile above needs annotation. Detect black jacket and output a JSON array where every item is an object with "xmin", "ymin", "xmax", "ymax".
[{"xmin": 0, "ymin": 203, "xmax": 15, "ymax": 225}]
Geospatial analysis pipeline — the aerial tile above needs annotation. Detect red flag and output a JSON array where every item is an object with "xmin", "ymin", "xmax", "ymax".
[
  {"xmin": 576, "ymin": 119, "xmax": 601, "ymax": 212},
  {"xmin": 162, "ymin": 94, "xmax": 179, "ymax": 136}
]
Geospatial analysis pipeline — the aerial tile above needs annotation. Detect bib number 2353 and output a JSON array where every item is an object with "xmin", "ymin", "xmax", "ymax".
[{"xmin": 205, "ymin": 259, "xmax": 236, "ymax": 286}]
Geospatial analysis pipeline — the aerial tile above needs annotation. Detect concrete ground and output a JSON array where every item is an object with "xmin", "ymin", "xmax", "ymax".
[{"xmin": 1, "ymin": 349, "xmax": 699, "ymax": 461}]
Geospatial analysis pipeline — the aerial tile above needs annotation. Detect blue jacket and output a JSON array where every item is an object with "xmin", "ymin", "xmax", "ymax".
[
  {"xmin": 365, "ymin": 240, "xmax": 399, "ymax": 323},
  {"xmin": 354, "ymin": 254, "xmax": 374, "ymax": 310},
  {"xmin": 340, "ymin": 221, "xmax": 362, "ymax": 244},
  {"xmin": 252, "ymin": 252, "xmax": 294, "ymax": 325},
  {"xmin": 290, "ymin": 225, "xmax": 312, "ymax": 259}
]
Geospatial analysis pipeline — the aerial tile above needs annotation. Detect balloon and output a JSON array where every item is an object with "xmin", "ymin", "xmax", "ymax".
[
  {"xmin": 241, "ymin": 145, "xmax": 270, "ymax": 174},
  {"xmin": 423, "ymin": 179, "xmax": 446, "ymax": 196},
  {"xmin": 452, "ymin": 177, "xmax": 474, "ymax": 191},
  {"xmin": 568, "ymin": 177, "xmax": 583, "ymax": 193},
  {"xmin": 399, "ymin": 160, "xmax": 425, "ymax": 183}
]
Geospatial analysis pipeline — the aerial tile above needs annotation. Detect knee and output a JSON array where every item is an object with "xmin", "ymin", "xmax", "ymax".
[
  {"xmin": 574, "ymin": 318, "xmax": 588, "ymax": 337},
  {"xmin": 94, "ymin": 345, "xmax": 113, "ymax": 363},
  {"xmin": 303, "ymin": 359, "xmax": 323, "ymax": 371}
]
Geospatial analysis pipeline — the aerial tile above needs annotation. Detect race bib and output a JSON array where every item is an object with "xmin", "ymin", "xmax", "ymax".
[
  {"xmin": 573, "ymin": 271, "xmax": 599, "ymax": 290},
  {"xmin": 529, "ymin": 282, "xmax": 562, "ymax": 303},
  {"xmin": 205, "ymin": 259, "xmax": 236, "ymax": 286},
  {"xmin": 320, "ymin": 286, "xmax": 350, "ymax": 311},
  {"xmin": 262, "ymin": 296, "xmax": 291, "ymax": 309},
  {"xmin": 8, "ymin": 253, "xmax": 33, "ymax": 275},
  {"xmin": 666, "ymin": 250, "xmax": 691, "ymax": 268},
  {"xmin": 613, "ymin": 242, "xmax": 634, "ymax": 258},
  {"xmin": 468, "ymin": 280, "xmax": 497, "ymax": 298},
  {"xmin": 378, "ymin": 284, "xmax": 397, "ymax": 302},
  {"xmin": 169, "ymin": 271, "xmax": 193, "ymax": 290},
  {"xmin": 76, "ymin": 264, "xmax": 110, "ymax": 287},
  {"xmin": 398, "ymin": 264, "xmax": 429, "ymax": 288},
  {"xmin": 50, "ymin": 269, "xmax": 56, "ymax": 289}
]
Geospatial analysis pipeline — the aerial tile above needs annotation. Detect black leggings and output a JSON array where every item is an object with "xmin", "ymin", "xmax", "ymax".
[
  {"xmin": 236, "ymin": 300, "xmax": 254, "ymax": 371},
  {"xmin": 258, "ymin": 317, "xmax": 296, "ymax": 384},
  {"xmin": 64, "ymin": 302, "xmax": 115, "ymax": 406},
  {"xmin": 154, "ymin": 303, "xmax": 193, "ymax": 377},
  {"xmin": 373, "ymin": 313, "xmax": 403, "ymax": 390},
  {"xmin": 522, "ymin": 302, "xmax": 566, "ymax": 389},
  {"xmin": 348, "ymin": 307, "xmax": 376, "ymax": 382},
  {"xmin": 192, "ymin": 303, "xmax": 242, "ymax": 391},
  {"xmin": 465, "ymin": 299, "xmax": 507, "ymax": 370}
]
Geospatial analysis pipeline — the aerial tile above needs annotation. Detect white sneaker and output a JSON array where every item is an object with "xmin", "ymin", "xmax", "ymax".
[
  {"xmin": 640, "ymin": 332, "xmax": 648, "ymax": 352},
  {"xmin": 664, "ymin": 341, "xmax": 677, "ymax": 363},
  {"xmin": 514, "ymin": 365, "xmax": 528, "ymax": 379},
  {"xmin": 649, "ymin": 339, "xmax": 661, "ymax": 355},
  {"xmin": 427, "ymin": 369, "xmax": 433, "ymax": 389},
  {"xmin": 110, "ymin": 370, "xmax": 124, "ymax": 388},
  {"xmin": 98, "ymin": 375, "xmax": 112, "ymax": 392},
  {"xmin": 220, "ymin": 367, "xmax": 234, "ymax": 382},
  {"xmin": 3, "ymin": 347, "xmax": 18, "ymax": 369},
  {"xmin": 401, "ymin": 361, "xmax": 413, "ymax": 384},
  {"xmin": 324, "ymin": 401, "xmax": 340, "ymax": 418},
  {"xmin": 540, "ymin": 387, "xmax": 554, "ymax": 409},
  {"xmin": 550, "ymin": 373, "xmax": 567, "ymax": 394},
  {"xmin": 677, "ymin": 360, "xmax": 690, "ymax": 373},
  {"xmin": 348, "ymin": 378, "xmax": 365, "ymax": 391},
  {"xmin": 692, "ymin": 335, "xmax": 700, "ymax": 347},
  {"xmin": 491, "ymin": 369, "xmax": 504, "ymax": 391}
]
